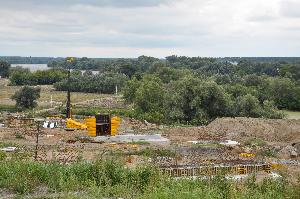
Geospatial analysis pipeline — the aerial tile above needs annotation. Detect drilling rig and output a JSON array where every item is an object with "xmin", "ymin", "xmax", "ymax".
[{"xmin": 64, "ymin": 57, "xmax": 120, "ymax": 136}]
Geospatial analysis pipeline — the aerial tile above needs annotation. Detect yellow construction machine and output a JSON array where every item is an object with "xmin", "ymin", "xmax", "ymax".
[{"xmin": 64, "ymin": 57, "xmax": 120, "ymax": 136}]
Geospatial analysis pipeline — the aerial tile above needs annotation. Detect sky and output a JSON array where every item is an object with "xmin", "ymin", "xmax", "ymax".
[{"xmin": 0, "ymin": 0, "xmax": 299, "ymax": 58}]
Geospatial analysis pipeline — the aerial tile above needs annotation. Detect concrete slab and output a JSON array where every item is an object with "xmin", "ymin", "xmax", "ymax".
[{"xmin": 93, "ymin": 134, "xmax": 170, "ymax": 145}]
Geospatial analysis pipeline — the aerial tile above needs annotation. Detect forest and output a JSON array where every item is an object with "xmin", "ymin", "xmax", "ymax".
[{"xmin": 1, "ymin": 55, "xmax": 300, "ymax": 124}]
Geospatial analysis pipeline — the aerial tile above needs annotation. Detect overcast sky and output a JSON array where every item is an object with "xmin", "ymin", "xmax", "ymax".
[{"xmin": 0, "ymin": 0, "xmax": 299, "ymax": 58}]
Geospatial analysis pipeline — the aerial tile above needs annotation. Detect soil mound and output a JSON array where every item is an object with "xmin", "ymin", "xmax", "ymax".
[
  {"xmin": 206, "ymin": 117, "xmax": 300, "ymax": 142},
  {"xmin": 165, "ymin": 117, "xmax": 300, "ymax": 143}
]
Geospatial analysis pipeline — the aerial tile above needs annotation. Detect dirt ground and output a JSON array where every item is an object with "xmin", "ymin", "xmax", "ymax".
[{"xmin": 0, "ymin": 77, "xmax": 299, "ymax": 182}]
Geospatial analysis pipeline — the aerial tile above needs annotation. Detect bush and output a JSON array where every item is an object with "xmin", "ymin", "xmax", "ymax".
[
  {"xmin": 9, "ymin": 68, "xmax": 67, "ymax": 86},
  {"xmin": 0, "ymin": 60, "xmax": 10, "ymax": 78},
  {"xmin": 11, "ymin": 86, "xmax": 41, "ymax": 109}
]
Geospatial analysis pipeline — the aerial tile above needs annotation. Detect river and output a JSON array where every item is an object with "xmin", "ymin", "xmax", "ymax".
[{"xmin": 10, "ymin": 64, "xmax": 99, "ymax": 74}]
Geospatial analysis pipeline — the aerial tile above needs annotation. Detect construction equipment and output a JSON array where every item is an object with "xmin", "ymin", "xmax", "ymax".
[
  {"xmin": 63, "ymin": 57, "xmax": 120, "ymax": 135},
  {"xmin": 239, "ymin": 153, "xmax": 256, "ymax": 158},
  {"xmin": 66, "ymin": 118, "xmax": 87, "ymax": 130},
  {"xmin": 85, "ymin": 114, "xmax": 121, "ymax": 136}
]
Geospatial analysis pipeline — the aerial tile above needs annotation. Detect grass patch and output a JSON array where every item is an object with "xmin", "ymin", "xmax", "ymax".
[
  {"xmin": 0, "ymin": 160, "xmax": 299, "ymax": 198},
  {"xmin": 244, "ymin": 138, "xmax": 267, "ymax": 147},
  {"xmin": 283, "ymin": 110, "xmax": 300, "ymax": 119},
  {"xmin": 0, "ymin": 142, "xmax": 19, "ymax": 148},
  {"xmin": 0, "ymin": 104, "xmax": 18, "ymax": 112},
  {"xmin": 128, "ymin": 141, "xmax": 151, "ymax": 145},
  {"xmin": 14, "ymin": 132, "xmax": 25, "ymax": 139},
  {"xmin": 258, "ymin": 148, "xmax": 278, "ymax": 158}
]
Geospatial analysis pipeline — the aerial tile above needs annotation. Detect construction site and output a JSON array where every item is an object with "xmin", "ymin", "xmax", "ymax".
[
  {"xmin": 0, "ymin": 76, "xmax": 300, "ymax": 198},
  {"xmin": 1, "ymin": 104, "xmax": 300, "ymax": 179},
  {"xmin": 1, "ymin": 55, "xmax": 300, "ymax": 197}
]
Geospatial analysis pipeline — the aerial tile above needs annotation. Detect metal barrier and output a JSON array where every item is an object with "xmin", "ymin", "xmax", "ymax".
[{"xmin": 160, "ymin": 164, "xmax": 272, "ymax": 177}]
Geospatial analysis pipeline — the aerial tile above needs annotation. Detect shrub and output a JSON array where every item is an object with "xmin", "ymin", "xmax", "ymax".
[{"xmin": 11, "ymin": 86, "xmax": 41, "ymax": 109}]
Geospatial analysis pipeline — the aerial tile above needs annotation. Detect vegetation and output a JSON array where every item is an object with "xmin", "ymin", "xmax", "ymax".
[
  {"xmin": 0, "ymin": 60, "xmax": 10, "ymax": 78},
  {"xmin": 66, "ymin": 107, "xmax": 133, "ymax": 117},
  {"xmin": 0, "ymin": 160, "xmax": 299, "ymax": 198},
  {"xmin": 0, "ymin": 104, "xmax": 18, "ymax": 112},
  {"xmin": 54, "ymin": 72, "xmax": 128, "ymax": 94},
  {"xmin": 4, "ymin": 55, "xmax": 300, "ymax": 124},
  {"xmin": 244, "ymin": 138, "xmax": 267, "ymax": 147},
  {"xmin": 11, "ymin": 86, "xmax": 41, "ymax": 109},
  {"xmin": 124, "ymin": 74, "xmax": 285, "ymax": 124},
  {"xmin": 9, "ymin": 68, "xmax": 67, "ymax": 86},
  {"xmin": 284, "ymin": 110, "xmax": 300, "ymax": 119}
]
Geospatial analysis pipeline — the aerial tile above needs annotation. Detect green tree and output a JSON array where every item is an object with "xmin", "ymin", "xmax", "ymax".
[
  {"xmin": 0, "ymin": 60, "xmax": 11, "ymax": 78},
  {"xmin": 262, "ymin": 100, "xmax": 284, "ymax": 119},
  {"xmin": 123, "ymin": 77, "xmax": 140, "ymax": 103},
  {"xmin": 193, "ymin": 81, "xmax": 233, "ymax": 119},
  {"xmin": 119, "ymin": 62, "xmax": 140, "ymax": 78},
  {"xmin": 267, "ymin": 77, "xmax": 299, "ymax": 110},
  {"xmin": 11, "ymin": 86, "xmax": 41, "ymax": 109},
  {"xmin": 133, "ymin": 76, "xmax": 165, "ymax": 123},
  {"xmin": 235, "ymin": 94, "xmax": 262, "ymax": 117},
  {"xmin": 164, "ymin": 77, "xmax": 233, "ymax": 124}
]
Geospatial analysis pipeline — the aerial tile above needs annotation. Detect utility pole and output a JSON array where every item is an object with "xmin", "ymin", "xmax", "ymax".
[
  {"xmin": 34, "ymin": 119, "xmax": 44, "ymax": 161},
  {"xmin": 66, "ymin": 57, "xmax": 73, "ymax": 119}
]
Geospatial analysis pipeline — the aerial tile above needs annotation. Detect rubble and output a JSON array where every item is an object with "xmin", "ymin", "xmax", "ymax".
[
  {"xmin": 278, "ymin": 146, "xmax": 298, "ymax": 158},
  {"xmin": 1, "ymin": 147, "xmax": 17, "ymax": 152},
  {"xmin": 220, "ymin": 140, "xmax": 240, "ymax": 146}
]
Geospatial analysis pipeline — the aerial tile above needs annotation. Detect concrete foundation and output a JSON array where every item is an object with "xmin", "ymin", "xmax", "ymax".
[{"xmin": 93, "ymin": 133, "xmax": 170, "ymax": 145}]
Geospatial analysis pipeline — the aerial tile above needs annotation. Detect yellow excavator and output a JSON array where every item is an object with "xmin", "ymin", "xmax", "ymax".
[{"xmin": 64, "ymin": 57, "xmax": 120, "ymax": 136}]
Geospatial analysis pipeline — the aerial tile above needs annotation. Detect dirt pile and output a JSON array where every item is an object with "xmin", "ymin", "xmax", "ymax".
[
  {"xmin": 165, "ymin": 117, "xmax": 300, "ymax": 143},
  {"xmin": 206, "ymin": 117, "xmax": 300, "ymax": 142}
]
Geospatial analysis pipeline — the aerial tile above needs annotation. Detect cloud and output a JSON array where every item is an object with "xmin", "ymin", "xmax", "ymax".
[
  {"xmin": 279, "ymin": 0, "xmax": 300, "ymax": 18},
  {"xmin": 0, "ymin": 0, "xmax": 299, "ymax": 57},
  {"xmin": 0, "ymin": 0, "xmax": 174, "ymax": 8}
]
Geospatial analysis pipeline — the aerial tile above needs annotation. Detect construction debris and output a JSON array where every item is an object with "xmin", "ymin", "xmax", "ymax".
[
  {"xmin": 220, "ymin": 140, "xmax": 240, "ymax": 146},
  {"xmin": 278, "ymin": 146, "xmax": 298, "ymax": 158},
  {"xmin": 1, "ymin": 147, "xmax": 17, "ymax": 152}
]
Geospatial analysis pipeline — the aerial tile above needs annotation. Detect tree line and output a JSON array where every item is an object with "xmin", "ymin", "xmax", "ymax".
[
  {"xmin": 2, "ymin": 56, "xmax": 300, "ymax": 124},
  {"xmin": 9, "ymin": 67, "xmax": 67, "ymax": 86},
  {"xmin": 54, "ymin": 71, "xmax": 128, "ymax": 94},
  {"xmin": 123, "ymin": 72, "xmax": 290, "ymax": 124}
]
